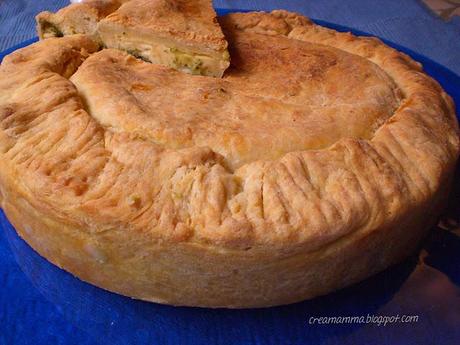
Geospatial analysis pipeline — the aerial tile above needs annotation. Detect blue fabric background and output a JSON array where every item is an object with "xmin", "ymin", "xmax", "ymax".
[{"xmin": 0, "ymin": 0, "xmax": 459, "ymax": 75}]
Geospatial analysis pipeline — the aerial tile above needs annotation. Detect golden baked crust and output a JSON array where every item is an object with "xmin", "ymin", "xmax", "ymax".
[
  {"xmin": 97, "ymin": 0, "xmax": 230, "ymax": 76},
  {"xmin": 0, "ymin": 11, "xmax": 458, "ymax": 308},
  {"xmin": 71, "ymin": 40, "xmax": 401, "ymax": 169},
  {"xmin": 36, "ymin": 0, "xmax": 127, "ymax": 39}
]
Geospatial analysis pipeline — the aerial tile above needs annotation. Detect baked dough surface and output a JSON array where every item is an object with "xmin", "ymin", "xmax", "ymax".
[
  {"xmin": 72, "ymin": 24, "xmax": 401, "ymax": 169},
  {"xmin": 0, "ymin": 11, "xmax": 458, "ymax": 307}
]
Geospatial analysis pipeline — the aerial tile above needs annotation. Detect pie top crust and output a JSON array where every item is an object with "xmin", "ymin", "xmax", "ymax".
[
  {"xmin": 0, "ymin": 10, "xmax": 458, "ymax": 261},
  {"xmin": 72, "ymin": 22, "xmax": 401, "ymax": 169}
]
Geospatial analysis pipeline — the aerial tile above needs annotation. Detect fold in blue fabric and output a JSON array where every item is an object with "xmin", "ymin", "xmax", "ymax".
[{"xmin": 0, "ymin": 0, "xmax": 459, "ymax": 75}]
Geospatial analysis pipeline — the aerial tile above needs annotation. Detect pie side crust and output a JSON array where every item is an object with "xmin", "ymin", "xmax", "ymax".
[{"xmin": 0, "ymin": 10, "xmax": 458, "ymax": 307}]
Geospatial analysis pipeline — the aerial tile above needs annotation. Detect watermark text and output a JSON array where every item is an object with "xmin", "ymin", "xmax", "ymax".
[{"xmin": 308, "ymin": 314, "xmax": 419, "ymax": 327}]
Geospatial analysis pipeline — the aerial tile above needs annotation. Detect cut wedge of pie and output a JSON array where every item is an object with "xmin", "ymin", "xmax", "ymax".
[
  {"xmin": 36, "ymin": 0, "xmax": 127, "ymax": 39},
  {"xmin": 97, "ymin": 0, "xmax": 230, "ymax": 77}
]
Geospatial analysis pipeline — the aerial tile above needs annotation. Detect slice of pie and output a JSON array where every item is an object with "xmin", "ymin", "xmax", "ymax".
[
  {"xmin": 36, "ymin": 0, "xmax": 127, "ymax": 39},
  {"xmin": 97, "ymin": 0, "xmax": 230, "ymax": 77}
]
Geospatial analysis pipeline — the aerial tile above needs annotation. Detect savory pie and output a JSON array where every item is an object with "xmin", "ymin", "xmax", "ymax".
[
  {"xmin": 97, "ymin": 0, "xmax": 230, "ymax": 77},
  {"xmin": 36, "ymin": 0, "xmax": 128, "ymax": 39},
  {"xmin": 0, "ymin": 10, "xmax": 458, "ymax": 308}
]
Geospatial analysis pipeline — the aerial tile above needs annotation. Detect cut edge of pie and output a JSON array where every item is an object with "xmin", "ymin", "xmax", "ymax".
[{"xmin": 36, "ymin": 0, "xmax": 126, "ymax": 39}]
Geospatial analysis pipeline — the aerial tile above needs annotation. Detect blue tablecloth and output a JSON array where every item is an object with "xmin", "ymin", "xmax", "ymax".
[{"xmin": 1, "ymin": 0, "xmax": 460, "ymax": 75}]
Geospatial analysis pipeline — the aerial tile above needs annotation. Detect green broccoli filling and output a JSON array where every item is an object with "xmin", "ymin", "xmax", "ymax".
[
  {"xmin": 41, "ymin": 21, "xmax": 64, "ymax": 38},
  {"xmin": 222, "ymin": 50, "xmax": 230, "ymax": 61},
  {"xmin": 126, "ymin": 49, "xmax": 151, "ymax": 63},
  {"xmin": 170, "ymin": 48, "xmax": 206, "ymax": 75},
  {"xmin": 122, "ymin": 45, "xmax": 227, "ymax": 76}
]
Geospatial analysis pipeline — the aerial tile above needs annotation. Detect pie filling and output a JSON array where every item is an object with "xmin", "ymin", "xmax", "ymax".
[
  {"xmin": 99, "ymin": 33, "xmax": 230, "ymax": 77},
  {"xmin": 38, "ymin": 20, "xmax": 64, "ymax": 39}
]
